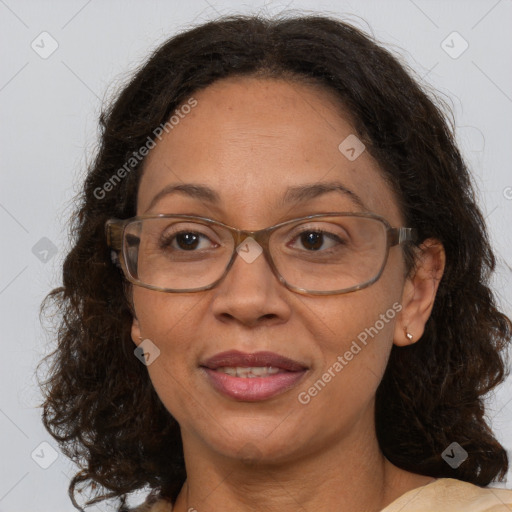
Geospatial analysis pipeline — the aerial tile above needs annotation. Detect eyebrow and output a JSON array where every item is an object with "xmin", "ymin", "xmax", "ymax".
[
  {"xmin": 144, "ymin": 181, "xmax": 367, "ymax": 213},
  {"xmin": 280, "ymin": 182, "xmax": 367, "ymax": 211},
  {"xmin": 145, "ymin": 183, "xmax": 221, "ymax": 213}
]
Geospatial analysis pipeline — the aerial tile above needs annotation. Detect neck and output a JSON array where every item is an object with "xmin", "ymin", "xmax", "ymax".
[{"xmin": 172, "ymin": 405, "xmax": 423, "ymax": 512}]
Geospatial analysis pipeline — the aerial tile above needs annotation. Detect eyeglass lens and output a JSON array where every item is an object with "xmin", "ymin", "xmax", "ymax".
[{"xmin": 122, "ymin": 216, "xmax": 388, "ymax": 293}]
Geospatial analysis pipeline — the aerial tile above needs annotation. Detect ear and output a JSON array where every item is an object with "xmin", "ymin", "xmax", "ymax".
[
  {"xmin": 131, "ymin": 315, "xmax": 142, "ymax": 347},
  {"xmin": 124, "ymin": 282, "xmax": 141, "ymax": 346},
  {"xmin": 394, "ymin": 238, "xmax": 446, "ymax": 346}
]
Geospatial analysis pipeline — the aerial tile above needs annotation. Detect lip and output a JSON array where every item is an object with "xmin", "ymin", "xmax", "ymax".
[
  {"xmin": 200, "ymin": 350, "xmax": 308, "ymax": 401},
  {"xmin": 201, "ymin": 350, "xmax": 308, "ymax": 371}
]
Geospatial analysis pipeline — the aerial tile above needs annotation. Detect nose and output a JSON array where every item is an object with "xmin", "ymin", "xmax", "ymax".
[{"xmin": 209, "ymin": 238, "xmax": 291, "ymax": 327}]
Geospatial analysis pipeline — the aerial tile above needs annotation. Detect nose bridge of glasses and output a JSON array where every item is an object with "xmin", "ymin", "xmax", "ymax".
[
  {"xmin": 232, "ymin": 227, "xmax": 271, "ymax": 251},
  {"xmin": 225, "ymin": 227, "xmax": 282, "ymax": 290}
]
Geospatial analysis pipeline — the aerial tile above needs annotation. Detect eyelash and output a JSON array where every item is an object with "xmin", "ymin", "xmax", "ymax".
[{"xmin": 159, "ymin": 228, "xmax": 345, "ymax": 253}]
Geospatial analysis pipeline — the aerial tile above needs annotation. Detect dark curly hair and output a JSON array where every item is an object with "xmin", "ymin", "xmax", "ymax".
[{"xmin": 37, "ymin": 12, "xmax": 512, "ymax": 511}]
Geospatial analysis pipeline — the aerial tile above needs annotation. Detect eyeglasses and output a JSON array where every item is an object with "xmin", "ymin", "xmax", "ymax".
[{"xmin": 105, "ymin": 212, "xmax": 416, "ymax": 296}]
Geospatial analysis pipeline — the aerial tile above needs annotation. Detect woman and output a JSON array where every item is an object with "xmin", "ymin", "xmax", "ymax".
[{"xmin": 39, "ymin": 13, "xmax": 512, "ymax": 512}]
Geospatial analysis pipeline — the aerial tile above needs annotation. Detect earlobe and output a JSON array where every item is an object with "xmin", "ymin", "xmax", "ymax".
[
  {"xmin": 394, "ymin": 238, "xmax": 446, "ymax": 346},
  {"xmin": 125, "ymin": 283, "xmax": 140, "ymax": 346},
  {"xmin": 131, "ymin": 315, "xmax": 142, "ymax": 347}
]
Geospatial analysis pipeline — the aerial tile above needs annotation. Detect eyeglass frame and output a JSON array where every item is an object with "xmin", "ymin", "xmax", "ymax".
[{"xmin": 105, "ymin": 211, "xmax": 417, "ymax": 296}]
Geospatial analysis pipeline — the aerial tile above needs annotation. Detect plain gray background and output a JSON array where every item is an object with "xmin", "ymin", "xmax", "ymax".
[{"xmin": 1, "ymin": 0, "xmax": 511, "ymax": 510}]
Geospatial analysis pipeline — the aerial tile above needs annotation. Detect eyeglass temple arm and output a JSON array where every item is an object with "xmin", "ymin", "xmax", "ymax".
[
  {"xmin": 105, "ymin": 219, "xmax": 124, "ymax": 267},
  {"xmin": 389, "ymin": 227, "xmax": 417, "ymax": 246}
]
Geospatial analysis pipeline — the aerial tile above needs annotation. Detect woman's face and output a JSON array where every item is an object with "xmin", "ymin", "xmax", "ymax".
[{"xmin": 131, "ymin": 76, "xmax": 416, "ymax": 464}]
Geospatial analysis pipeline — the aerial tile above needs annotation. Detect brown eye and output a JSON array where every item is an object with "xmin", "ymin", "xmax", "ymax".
[
  {"xmin": 159, "ymin": 230, "xmax": 218, "ymax": 252},
  {"xmin": 175, "ymin": 232, "xmax": 200, "ymax": 250},
  {"xmin": 299, "ymin": 231, "xmax": 324, "ymax": 250},
  {"xmin": 288, "ymin": 228, "xmax": 346, "ymax": 252}
]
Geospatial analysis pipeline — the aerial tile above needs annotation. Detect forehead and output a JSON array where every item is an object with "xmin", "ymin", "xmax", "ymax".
[{"xmin": 137, "ymin": 76, "xmax": 403, "ymax": 226}]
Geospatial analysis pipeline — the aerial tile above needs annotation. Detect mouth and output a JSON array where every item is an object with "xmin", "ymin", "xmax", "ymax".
[
  {"xmin": 214, "ymin": 366, "xmax": 284, "ymax": 377},
  {"xmin": 200, "ymin": 350, "xmax": 309, "ymax": 401}
]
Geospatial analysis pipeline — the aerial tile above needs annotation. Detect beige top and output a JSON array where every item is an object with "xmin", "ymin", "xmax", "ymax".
[
  {"xmin": 380, "ymin": 478, "xmax": 512, "ymax": 511},
  {"xmin": 133, "ymin": 478, "xmax": 512, "ymax": 511}
]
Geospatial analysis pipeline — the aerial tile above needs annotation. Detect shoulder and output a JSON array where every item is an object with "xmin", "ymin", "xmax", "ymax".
[
  {"xmin": 127, "ymin": 479, "xmax": 512, "ymax": 512},
  {"xmin": 381, "ymin": 477, "xmax": 512, "ymax": 512}
]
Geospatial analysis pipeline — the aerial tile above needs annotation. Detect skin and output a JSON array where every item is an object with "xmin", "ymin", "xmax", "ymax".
[{"xmin": 130, "ymin": 76, "xmax": 446, "ymax": 512}]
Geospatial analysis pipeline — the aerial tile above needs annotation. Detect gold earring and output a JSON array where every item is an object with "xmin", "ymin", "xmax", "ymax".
[{"xmin": 404, "ymin": 328, "xmax": 413, "ymax": 341}]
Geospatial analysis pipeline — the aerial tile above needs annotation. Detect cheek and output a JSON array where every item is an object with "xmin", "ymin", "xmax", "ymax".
[
  {"xmin": 313, "ymin": 292, "xmax": 398, "ymax": 374},
  {"xmin": 133, "ymin": 288, "xmax": 205, "ymax": 342},
  {"xmin": 131, "ymin": 290, "xmax": 205, "ymax": 412},
  {"xmin": 299, "ymin": 268, "xmax": 403, "ymax": 408}
]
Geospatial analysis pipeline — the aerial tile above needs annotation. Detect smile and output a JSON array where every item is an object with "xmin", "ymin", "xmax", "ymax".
[
  {"xmin": 200, "ymin": 350, "xmax": 309, "ymax": 401},
  {"xmin": 215, "ymin": 366, "xmax": 282, "ymax": 377}
]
